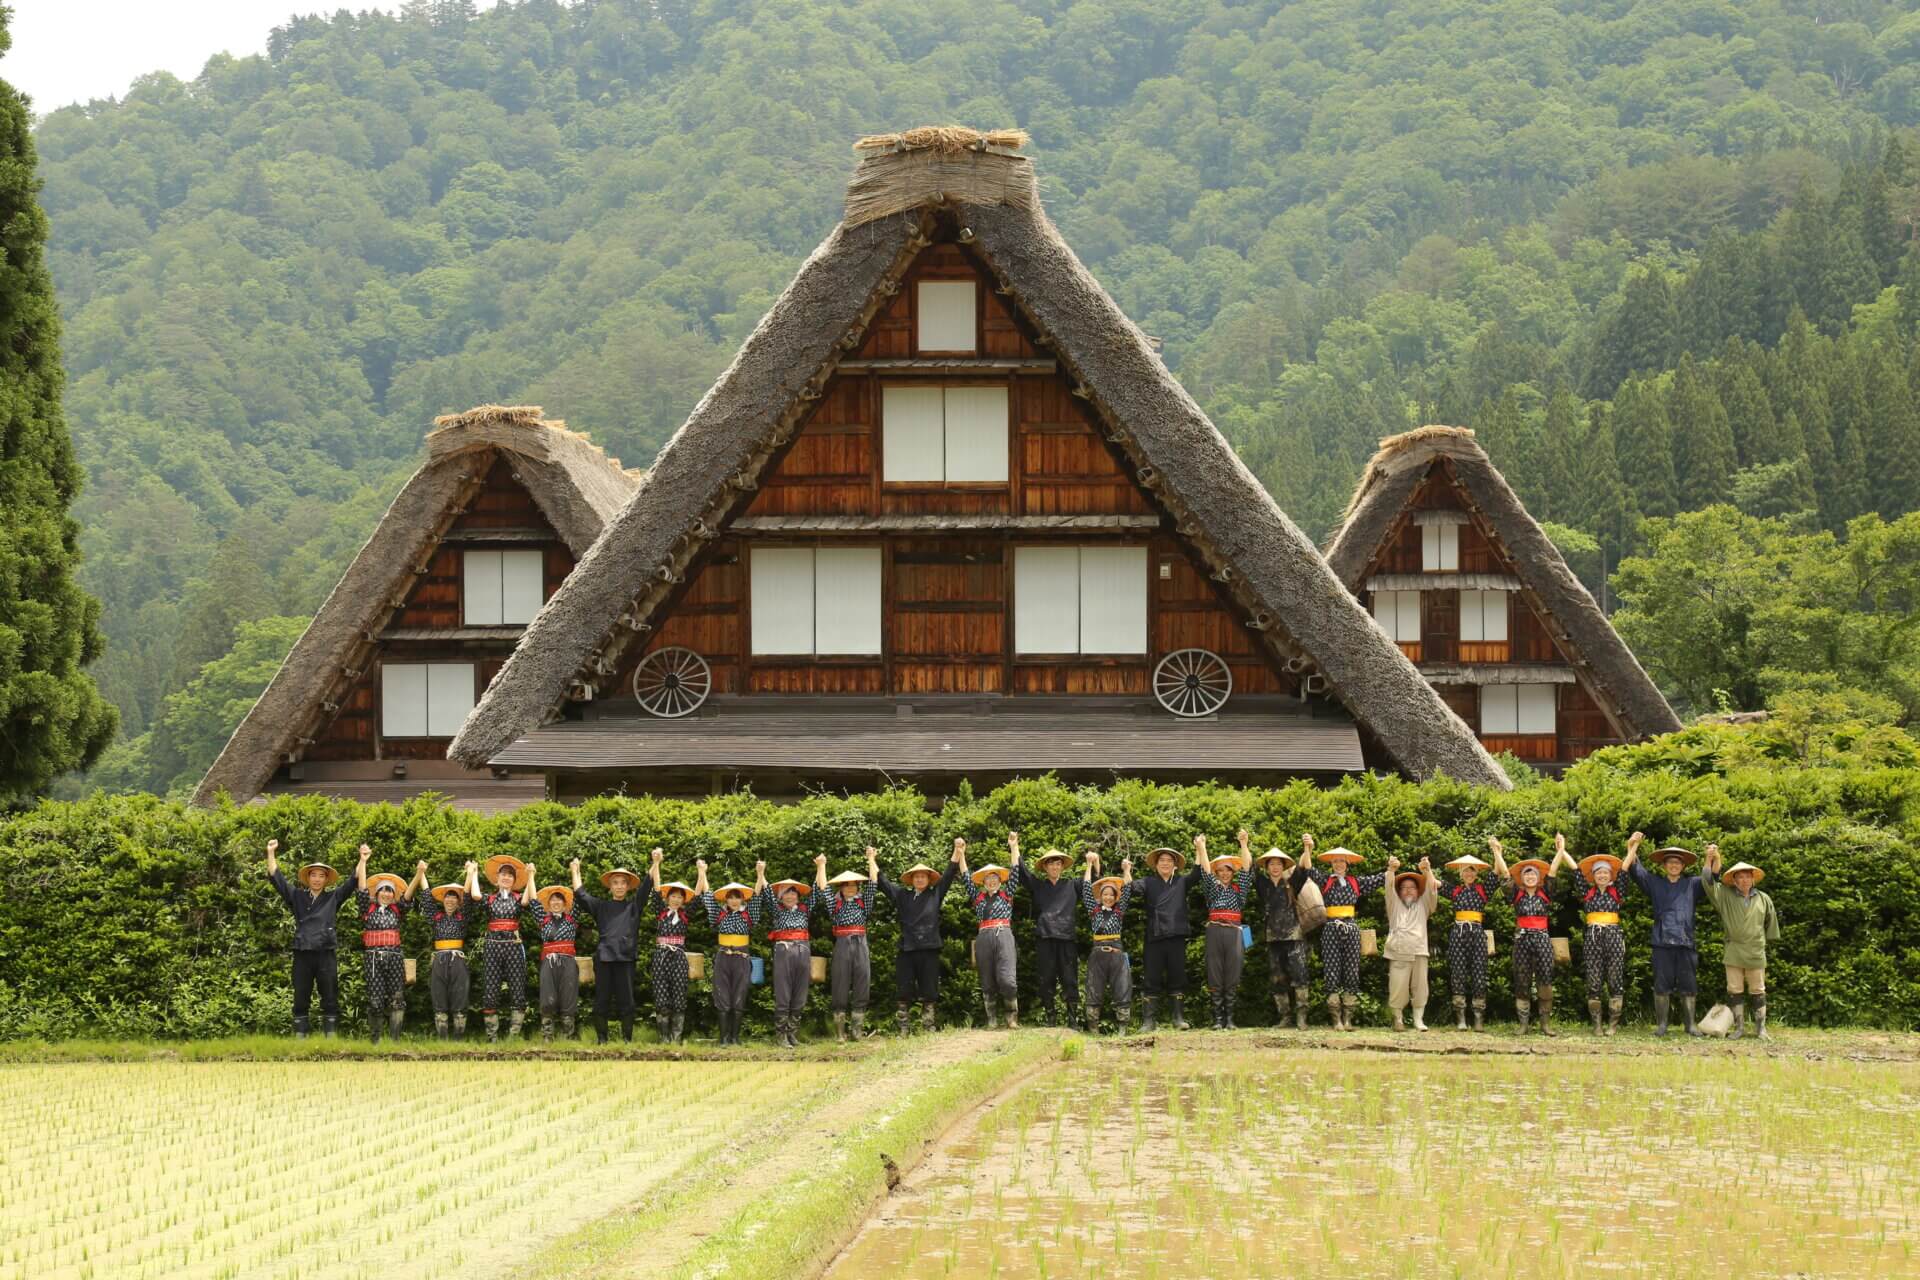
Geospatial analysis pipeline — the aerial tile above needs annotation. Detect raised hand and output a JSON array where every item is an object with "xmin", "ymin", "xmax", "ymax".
[
  {"xmin": 1554, "ymin": 833, "xmax": 1567, "ymax": 855},
  {"xmin": 695, "ymin": 859, "xmax": 708, "ymax": 874},
  {"xmin": 1627, "ymin": 831, "xmax": 1645, "ymax": 852},
  {"xmin": 1486, "ymin": 836, "xmax": 1503, "ymax": 857},
  {"xmin": 570, "ymin": 858, "xmax": 582, "ymax": 874},
  {"xmin": 1302, "ymin": 833, "xmax": 1315, "ymax": 852},
  {"xmin": 1418, "ymin": 857, "xmax": 1432, "ymax": 873},
  {"xmin": 266, "ymin": 839, "xmax": 279, "ymax": 855},
  {"xmin": 754, "ymin": 859, "xmax": 767, "ymax": 874},
  {"xmin": 1007, "ymin": 831, "xmax": 1020, "ymax": 850},
  {"xmin": 952, "ymin": 838, "xmax": 967, "ymax": 861},
  {"xmin": 1236, "ymin": 828, "xmax": 1251, "ymax": 850},
  {"xmin": 814, "ymin": 854, "xmax": 828, "ymax": 867},
  {"xmin": 1193, "ymin": 834, "xmax": 1207, "ymax": 854},
  {"xmin": 651, "ymin": 846, "xmax": 664, "ymax": 864},
  {"xmin": 1121, "ymin": 857, "xmax": 1133, "ymax": 874},
  {"xmin": 357, "ymin": 843, "xmax": 372, "ymax": 863},
  {"xmin": 1705, "ymin": 843, "xmax": 1721, "ymax": 870},
  {"xmin": 415, "ymin": 860, "xmax": 429, "ymax": 876},
  {"xmin": 1387, "ymin": 854, "xmax": 1400, "ymax": 872}
]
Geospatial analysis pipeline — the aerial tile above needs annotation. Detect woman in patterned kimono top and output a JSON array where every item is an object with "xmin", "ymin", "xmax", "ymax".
[
  {"xmin": 354, "ymin": 848, "xmax": 424, "ymax": 1044},
  {"xmin": 1300, "ymin": 835, "xmax": 1384, "ymax": 1031},
  {"xmin": 478, "ymin": 854, "xmax": 536, "ymax": 1042},
  {"xmin": 1196, "ymin": 832, "xmax": 1256, "ymax": 1030},
  {"xmin": 1554, "ymin": 840, "xmax": 1631, "ymax": 1036},
  {"xmin": 760, "ymin": 876, "xmax": 815, "ymax": 1049},
  {"xmin": 1439, "ymin": 850, "xmax": 1495, "ymax": 1031},
  {"xmin": 698, "ymin": 859, "xmax": 765, "ymax": 1048},
  {"xmin": 1080, "ymin": 853, "xmax": 1133, "ymax": 1034},
  {"xmin": 643, "ymin": 847, "xmax": 695, "ymax": 1045},
  {"xmin": 816, "ymin": 853, "xmax": 877, "ymax": 1043},
  {"xmin": 1491, "ymin": 836, "xmax": 1559, "ymax": 1036}
]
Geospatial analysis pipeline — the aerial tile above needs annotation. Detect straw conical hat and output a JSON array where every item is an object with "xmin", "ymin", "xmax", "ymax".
[
  {"xmin": 656, "ymin": 881, "xmax": 694, "ymax": 901},
  {"xmin": 1318, "ymin": 846, "xmax": 1363, "ymax": 865},
  {"xmin": 769, "ymin": 878, "xmax": 811, "ymax": 897},
  {"xmin": 1145, "ymin": 847, "xmax": 1186, "ymax": 872},
  {"xmin": 1509, "ymin": 858, "xmax": 1551, "ymax": 882},
  {"xmin": 827, "ymin": 869, "xmax": 870, "ymax": 886},
  {"xmin": 1445, "ymin": 853, "xmax": 1490, "ymax": 870},
  {"xmin": 713, "ymin": 882, "xmax": 752, "ymax": 901},
  {"xmin": 899, "ymin": 863, "xmax": 940, "ymax": 885},
  {"xmin": 1721, "ymin": 861, "xmax": 1765, "ymax": 883},
  {"xmin": 1034, "ymin": 848, "xmax": 1071, "ymax": 866},
  {"xmin": 1208, "ymin": 854, "xmax": 1247, "ymax": 873},
  {"xmin": 1577, "ymin": 853, "xmax": 1623, "ymax": 881},
  {"xmin": 1392, "ymin": 870, "xmax": 1426, "ymax": 894},
  {"xmin": 482, "ymin": 854, "xmax": 528, "ymax": 885},
  {"xmin": 600, "ymin": 867, "xmax": 642, "ymax": 890},
  {"xmin": 1652, "ymin": 847, "xmax": 1697, "ymax": 868},
  {"xmin": 970, "ymin": 864, "xmax": 1011, "ymax": 887},
  {"xmin": 1255, "ymin": 848, "xmax": 1294, "ymax": 870},
  {"xmin": 364, "ymin": 872, "xmax": 408, "ymax": 900},
  {"xmin": 429, "ymin": 883, "xmax": 467, "ymax": 907},
  {"xmin": 539, "ymin": 884, "xmax": 575, "ymax": 911},
  {"xmin": 1091, "ymin": 876, "xmax": 1125, "ymax": 900},
  {"xmin": 295, "ymin": 862, "xmax": 340, "ymax": 888}
]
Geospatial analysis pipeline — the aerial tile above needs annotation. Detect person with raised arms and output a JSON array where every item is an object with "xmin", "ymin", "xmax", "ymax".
[
  {"xmin": 1251, "ymin": 841, "xmax": 1311, "ymax": 1030},
  {"xmin": 1016, "ymin": 835, "xmax": 1082, "ymax": 1029},
  {"xmin": 422, "ymin": 861, "xmax": 480, "ymax": 1040},
  {"xmin": 960, "ymin": 839, "xmax": 1020, "ymax": 1029},
  {"xmin": 873, "ymin": 839, "xmax": 964, "ymax": 1035},
  {"xmin": 1136, "ymin": 842, "xmax": 1203, "ymax": 1032},
  {"xmin": 477, "ymin": 853, "xmax": 536, "ymax": 1042},
  {"xmin": 1490, "ymin": 835, "xmax": 1558, "ymax": 1036},
  {"xmin": 1624, "ymin": 832, "xmax": 1710, "ymax": 1037},
  {"xmin": 761, "ymin": 870, "xmax": 815, "ymax": 1049},
  {"xmin": 698, "ymin": 858, "xmax": 765, "ymax": 1047},
  {"xmin": 1380, "ymin": 854, "xmax": 1438, "ymax": 1032},
  {"xmin": 1437, "ymin": 848, "xmax": 1495, "ymax": 1031},
  {"xmin": 264, "ymin": 837, "xmax": 357, "ymax": 1039},
  {"xmin": 1079, "ymin": 852, "xmax": 1134, "ymax": 1034},
  {"xmin": 353, "ymin": 847, "xmax": 423, "ymax": 1044},
  {"xmin": 1703, "ymin": 845, "xmax": 1780, "ymax": 1041},
  {"xmin": 525, "ymin": 871, "xmax": 581, "ymax": 1043},
  {"xmin": 1552, "ymin": 839, "xmax": 1631, "ymax": 1036},
  {"xmin": 571, "ymin": 853, "xmax": 647, "ymax": 1044},
  {"xmin": 1196, "ymin": 831, "xmax": 1256, "ymax": 1030},
  {"xmin": 815, "ymin": 851, "xmax": 876, "ymax": 1042},
  {"xmin": 642, "ymin": 848, "xmax": 696, "ymax": 1045},
  {"xmin": 1300, "ymin": 834, "xmax": 1383, "ymax": 1031}
]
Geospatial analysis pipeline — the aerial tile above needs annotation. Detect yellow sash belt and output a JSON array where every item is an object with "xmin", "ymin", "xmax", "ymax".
[
  {"xmin": 1585, "ymin": 912, "xmax": 1620, "ymax": 926},
  {"xmin": 1454, "ymin": 910, "xmax": 1483, "ymax": 924},
  {"xmin": 718, "ymin": 933, "xmax": 750, "ymax": 948},
  {"xmin": 1325, "ymin": 905, "xmax": 1356, "ymax": 919},
  {"xmin": 1093, "ymin": 933, "xmax": 1121, "ymax": 942},
  {"xmin": 433, "ymin": 939, "xmax": 464, "ymax": 951}
]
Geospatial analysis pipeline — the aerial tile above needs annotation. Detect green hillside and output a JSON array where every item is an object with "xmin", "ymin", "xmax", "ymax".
[{"xmin": 31, "ymin": 0, "xmax": 1920, "ymax": 793}]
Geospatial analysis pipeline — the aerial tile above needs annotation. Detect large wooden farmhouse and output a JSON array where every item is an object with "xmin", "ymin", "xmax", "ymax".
[
  {"xmin": 1324, "ymin": 426, "xmax": 1680, "ymax": 768},
  {"xmin": 444, "ymin": 130, "xmax": 1509, "ymax": 799},
  {"xmin": 194, "ymin": 408, "xmax": 639, "ymax": 811}
]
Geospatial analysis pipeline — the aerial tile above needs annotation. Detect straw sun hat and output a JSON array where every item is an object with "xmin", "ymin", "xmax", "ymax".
[
  {"xmin": 1721, "ymin": 861, "xmax": 1765, "ymax": 884},
  {"xmin": 714, "ymin": 882, "xmax": 752, "ymax": 902},
  {"xmin": 1392, "ymin": 870, "xmax": 1426, "ymax": 895},
  {"xmin": 1208, "ymin": 854, "xmax": 1247, "ymax": 874},
  {"xmin": 482, "ymin": 854, "xmax": 528, "ymax": 885},
  {"xmin": 827, "ymin": 869, "xmax": 870, "ymax": 886},
  {"xmin": 1509, "ymin": 858, "xmax": 1552, "ymax": 882},
  {"xmin": 769, "ymin": 878, "xmax": 811, "ymax": 898},
  {"xmin": 1092, "ymin": 876, "xmax": 1125, "ymax": 900},
  {"xmin": 1577, "ymin": 853, "xmax": 1624, "ymax": 881},
  {"xmin": 1033, "ymin": 848, "xmax": 1071, "ymax": 867},
  {"xmin": 295, "ymin": 862, "xmax": 340, "ymax": 888},
  {"xmin": 540, "ymin": 884, "xmax": 575, "ymax": 911},
  {"xmin": 429, "ymin": 883, "xmax": 467, "ymax": 907},
  {"xmin": 656, "ymin": 881, "xmax": 695, "ymax": 902},
  {"xmin": 1317, "ymin": 846, "xmax": 1364, "ymax": 865},
  {"xmin": 1653, "ymin": 846, "xmax": 1698, "ymax": 869},
  {"xmin": 364, "ymin": 872, "xmax": 407, "ymax": 899},
  {"xmin": 899, "ymin": 863, "xmax": 940, "ymax": 886},
  {"xmin": 969, "ymin": 864, "xmax": 1011, "ymax": 887},
  {"xmin": 1255, "ymin": 848, "xmax": 1295, "ymax": 870},
  {"xmin": 1145, "ymin": 847, "xmax": 1186, "ymax": 872},
  {"xmin": 1444, "ymin": 853, "xmax": 1490, "ymax": 871},
  {"xmin": 599, "ymin": 867, "xmax": 642, "ymax": 890}
]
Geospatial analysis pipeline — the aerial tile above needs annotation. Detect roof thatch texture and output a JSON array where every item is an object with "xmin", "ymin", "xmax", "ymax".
[
  {"xmin": 1324, "ymin": 426, "xmax": 1681, "ymax": 740},
  {"xmin": 450, "ymin": 140, "xmax": 1509, "ymax": 789},
  {"xmin": 193, "ymin": 412, "xmax": 639, "ymax": 806}
]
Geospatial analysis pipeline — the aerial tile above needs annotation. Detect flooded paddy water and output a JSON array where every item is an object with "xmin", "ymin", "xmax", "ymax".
[{"xmin": 825, "ymin": 1043, "xmax": 1920, "ymax": 1279}]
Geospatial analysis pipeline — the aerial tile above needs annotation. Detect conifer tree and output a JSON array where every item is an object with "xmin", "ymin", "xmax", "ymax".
[
  {"xmin": 1611, "ymin": 377, "xmax": 1679, "ymax": 518},
  {"xmin": 1574, "ymin": 403, "xmax": 1637, "ymax": 567},
  {"xmin": 1668, "ymin": 355, "xmax": 1736, "ymax": 509},
  {"xmin": 0, "ymin": 36, "xmax": 117, "ymax": 802}
]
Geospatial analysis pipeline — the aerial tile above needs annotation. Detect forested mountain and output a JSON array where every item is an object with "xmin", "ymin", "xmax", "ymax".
[{"xmin": 32, "ymin": 0, "xmax": 1920, "ymax": 794}]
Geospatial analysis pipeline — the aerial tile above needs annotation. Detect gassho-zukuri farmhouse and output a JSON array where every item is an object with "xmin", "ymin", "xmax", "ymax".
[{"xmin": 196, "ymin": 128, "xmax": 1678, "ymax": 811}]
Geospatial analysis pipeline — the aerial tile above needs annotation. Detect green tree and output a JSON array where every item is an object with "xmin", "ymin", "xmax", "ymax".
[
  {"xmin": 1583, "ymin": 269, "xmax": 1678, "ymax": 397},
  {"xmin": 1612, "ymin": 377, "xmax": 1679, "ymax": 519},
  {"xmin": 0, "ymin": 30, "xmax": 116, "ymax": 803},
  {"xmin": 1667, "ymin": 354, "xmax": 1736, "ymax": 509},
  {"xmin": 1573, "ymin": 402, "xmax": 1637, "ymax": 568}
]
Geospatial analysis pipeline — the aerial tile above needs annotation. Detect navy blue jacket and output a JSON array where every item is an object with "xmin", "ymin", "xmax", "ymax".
[
  {"xmin": 269, "ymin": 870, "xmax": 356, "ymax": 952},
  {"xmin": 1138, "ymin": 868, "xmax": 1203, "ymax": 942},
  {"xmin": 1627, "ymin": 861, "xmax": 1708, "ymax": 949}
]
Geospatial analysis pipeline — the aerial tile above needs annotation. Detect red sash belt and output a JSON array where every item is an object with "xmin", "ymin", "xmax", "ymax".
[
  {"xmin": 488, "ymin": 919, "xmax": 521, "ymax": 933},
  {"xmin": 362, "ymin": 930, "xmax": 401, "ymax": 948},
  {"xmin": 769, "ymin": 929, "xmax": 809, "ymax": 942},
  {"xmin": 541, "ymin": 941, "xmax": 575, "ymax": 957},
  {"xmin": 977, "ymin": 918, "xmax": 1011, "ymax": 930},
  {"xmin": 1517, "ymin": 915, "xmax": 1549, "ymax": 931},
  {"xmin": 656, "ymin": 936, "xmax": 686, "ymax": 947},
  {"xmin": 833, "ymin": 925, "xmax": 867, "ymax": 937},
  {"xmin": 1208, "ymin": 910, "xmax": 1243, "ymax": 925}
]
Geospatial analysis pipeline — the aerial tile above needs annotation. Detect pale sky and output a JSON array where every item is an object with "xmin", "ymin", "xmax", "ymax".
[{"xmin": 5, "ymin": 0, "xmax": 392, "ymax": 114}]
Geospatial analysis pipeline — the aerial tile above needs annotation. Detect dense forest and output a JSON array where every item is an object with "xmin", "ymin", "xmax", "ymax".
[{"xmin": 30, "ymin": 0, "xmax": 1920, "ymax": 795}]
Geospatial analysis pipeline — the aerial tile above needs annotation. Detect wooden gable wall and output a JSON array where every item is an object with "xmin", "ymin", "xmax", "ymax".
[
  {"xmin": 307, "ymin": 454, "xmax": 573, "ymax": 761},
  {"xmin": 621, "ymin": 241, "xmax": 1290, "ymax": 702}
]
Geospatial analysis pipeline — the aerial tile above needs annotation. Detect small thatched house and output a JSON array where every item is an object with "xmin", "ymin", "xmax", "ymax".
[
  {"xmin": 194, "ymin": 407, "xmax": 641, "ymax": 811},
  {"xmin": 1324, "ymin": 426, "xmax": 1680, "ymax": 767},
  {"xmin": 447, "ymin": 129, "xmax": 1509, "ymax": 797}
]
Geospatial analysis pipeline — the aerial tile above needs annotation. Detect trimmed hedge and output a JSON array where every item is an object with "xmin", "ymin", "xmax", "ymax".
[{"xmin": 1, "ymin": 722, "xmax": 1915, "ymax": 1038}]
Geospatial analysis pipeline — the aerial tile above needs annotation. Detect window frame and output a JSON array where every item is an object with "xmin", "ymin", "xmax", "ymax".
[
  {"xmin": 462, "ymin": 548, "xmax": 546, "ymax": 626},
  {"xmin": 914, "ymin": 278, "xmax": 980, "ymax": 355},
  {"xmin": 879, "ymin": 380, "xmax": 1011, "ymax": 488},
  {"xmin": 1011, "ymin": 543, "xmax": 1149, "ymax": 658},
  {"xmin": 1459, "ymin": 588, "xmax": 1510, "ymax": 644},
  {"xmin": 379, "ymin": 661, "xmax": 477, "ymax": 739},
  {"xmin": 747, "ymin": 544, "xmax": 884, "ymax": 658}
]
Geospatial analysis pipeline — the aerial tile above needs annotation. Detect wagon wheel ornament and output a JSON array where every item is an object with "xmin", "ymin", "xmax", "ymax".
[
  {"xmin": 631, "ymin": 646, "xmax": 712, "ymax": 718},
  {"xmin": 1152, "ymin": 648, "xmax": 1232, "ymax": 718}
]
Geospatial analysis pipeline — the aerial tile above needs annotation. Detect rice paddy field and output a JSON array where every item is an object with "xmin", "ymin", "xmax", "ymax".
[
  {"xmin": 825, "ymin": 1042, "xmax": 1920, "ymax": 1280},
  {"xmin": 2, "ymin": 1056, "xmax": 855, "ymax": 1280}
]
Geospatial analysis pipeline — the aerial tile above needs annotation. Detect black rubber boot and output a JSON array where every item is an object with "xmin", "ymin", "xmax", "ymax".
[
  {"xmin": 508, "ymin": 1010, "xmax": 525, "ymax": 1040},
  {"xmin": 833, "ymin": 1012, "xmax": 849, "ymax": 1043},
  {"xmin": 1454, "ymin": 996, "xmax": 1468, "ymax": 1030},
  {"xmin": 322, "ymin": 1017, "xmax": 337, "ymax": 1039},
  {"xmin": 539, "ymin": 1015, "xmax": 554, "ymax": 1044},
  {"xmin": 1171, "ymin": 997, "xmax": 1190, "ymax": 1031},
  {"xmin": 1653, "ymin": 994, "xmax": 1670, "ymax": 1036},
  {"xmin": 1681, "ymin": 996, "xmax": 1702, "ymax": 1037},
  {"xmin": 293, "ymin": 1017, "xmax": 310, "ymax": 1040},
  {"xmin": 433, "ymin": 1013, "xmax": 449, "ymax": 1041},
  {"xmin": 1728, "ymin": 996, "xmax": 1747, "ymax": 1040},
  {"xmin": 896, "ymin": 1002, "xmax": 913, "ymax": 1037},
  {"xmin": 452, "ymin": 1014, "xmax": 466, "ymax": 1039},
  {"xmin": 1537, "ymin": 988, "xmax": 1555, "ymax": 1036},
  {"xmin": 1085, "ymin": 1004, "xmax": 1100, "ymax": 1034},
  {"xmin": 851, "ymin": 1010, "xmax": 867, "ymax": 1039},
  {"xmin": 622, "ymin": 1016, "xmax": 635, "ymax": 1042},
  {"xmin": 1139, "ymin": 997, "xmax": 1158, "ymax": 1033},
  {"xmin": 595, "ymin": 1015, "xmax": 610, "ymax": 1045},
  {"xmin": 656, "ymin": 1016, "xmax": 671, "ymax": 1042},
  {"xmin": 1327, "ymin": 995, "xmax": 1343, "ymax": 1030},
  {"xmin": 1753, "ymin": 994, "xmax": 1769, "ymax": 1040},
  {"xmin": 1295, "ymin": 988, "xmax": 1311, "ymax": 1030},
  {"xmin": 1607, "ymin": 997, "xmax": 1622, "ymax": 1037},
  {"xmin": 1272, "ymin": 990, "xmax": 1289, "ymax": 1026},
  {"xmin": 1114, "ymin": 1003, "xmax": 1130, "ymax": 1034},
  {"xmin": 1515, "ymin": 998, "xmax": 1531, "ymax": 1034},
  {"xmin": 1005, "ymin": 1000, "xmax": 1020, "ymax": 1030},
  {"xmin": 919, "ymin": 1002, "xmax": 937, "ymax": 1034},
  {"xmin": 981, "ymin": 994, "xmax": 999, "ymax": 1030},
  {"xmin": 1589, "ymin": 999, "xmax": 1604, "ymax": 1035},
  {"xmin": 1210, "ymin": 993, "xmax": 1226, "ymax": 1030},
  {"xmin": 1224, "ymin": 994, "xmax": 1237, "ymax": 1030},
  {"xmin": 669, "ymin": 1012, "xmax": 684, "ymax": 1044},
  {"xmin": 368, "ymin": 1016, "xmax": 382, "ymax": 1045},
  {"xmin": 390, "ymin": 1006, "xmax": 406, "ymax": 1040}
]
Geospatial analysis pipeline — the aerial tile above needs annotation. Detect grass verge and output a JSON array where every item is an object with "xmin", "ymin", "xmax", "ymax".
[{"xmin": 509, "ymin": 1030, "xmax": 1065, "ymax": 1280}]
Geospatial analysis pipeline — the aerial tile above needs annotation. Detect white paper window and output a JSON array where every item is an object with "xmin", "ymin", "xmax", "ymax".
[
  {"xmin": 1422, "ymin": 524, "xmax": 1459, "ymax": 571},
  {"xmin": 464, "ymin": 550, "xmax": 545, "ymax": 625},
  {"xmin": 750, "ymin": 546, "xmax": 881, "ymax": 656},
  {"xmin": 1481, "ymin": 684, "xmax": 1556, "ymax": 735},
  {"xmin": 1460, "ymin": 589, "xmax": 1509, "ymax": 643},
  {"xmin": 1371, "ymin": 589, "xmax": 1421, "ymax": 643},
  {"xmin": 917, "ymin": 280, "xmax": 977, "ymax": 352},
  {"xmin": 382, "ymin": 663, "xmax": 475, "ymax": 737},
  {"xmin": 883, "ymin": 385, "xmax": 1008, "ymax": 483},
  {"xmin": 1015, "ymin": 546, "xmax": 1147, "ymax": 655}
]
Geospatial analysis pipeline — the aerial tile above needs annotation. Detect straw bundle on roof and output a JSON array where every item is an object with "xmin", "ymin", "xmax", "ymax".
[
  {"xmin": 845, "ymin": 126, "xmax": 1037, "ymax": 227},
  {"xmin": 853, "ymin": 125, "xmax": 1030, "ymax": 154}
]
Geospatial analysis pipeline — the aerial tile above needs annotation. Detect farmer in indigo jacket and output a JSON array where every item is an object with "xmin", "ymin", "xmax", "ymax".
[{"xmin": 1624, "ymin": 830, "xmax": 1711, "ymax": 1037}]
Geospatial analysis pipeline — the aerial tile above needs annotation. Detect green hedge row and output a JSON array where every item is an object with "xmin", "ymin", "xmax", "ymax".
[{"xmin": 2, "ymin": 721, "xmax": 1915, "ymax": 1039}]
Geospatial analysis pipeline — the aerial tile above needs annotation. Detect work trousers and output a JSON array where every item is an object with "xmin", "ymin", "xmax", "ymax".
[
  {"xmin": 429, "ymin": 950, "xmax": 470, "ymax": 1014},
  {"xmin": 1387, "ymin": 957, "xmax": 1428, "ymax": 1011},
  {"xmin": 829, "ymin": 934, "xmax": 871, "ymax": 1013},
  {"xmin": 895, "ymin": 949, "xmax": 940, "ymax": 1002},
  {"xmin": 291, "ymin": 949, "xmax": 340, "ymax": 1019},
  {"xmin": 1143, "ymin": 936, "xmax": 1189, "ymax": 996},
  {"xmin": 1651, "ymin": 944, "xmax": 1698, "ymax": 996},
  {"xmin": 1448, "ymin": 923, "xmax": 1488, "ymax": 1001},
  {"xmin": 481, "ymin": 938, "xmax": 527, "ymax": 1012},
  {"xmin": 539, "ymin": 954, "xmax": 579, "ymax": 1021},
  {"xmin": 1033, "ymin": 938, "xmax": 1078, "ymax": 1014},
  {"xmin": 1085, "ymin": 947, "xmax": 1131, "ymax": 1007},
  {"xmin": 1319, "ymin": 920, "xmax": 1362, "ymax": 995},
  {"xmin": 712, "ymin": 950, "xmax": 752, "ymax": 1012},
  {"xmin": 973, "ymin": 929, "xmax": 1017, "ymax": 1002},
  {"xmin": 771, "ymin": 940, "xmax": 812, "ymax": 1019},
  {"xmin": 595, "ymin": 958, "xmax": 637, "ymax": 1021},
  {"xmin": 1267, "ymin": 938, "xmax": 1309, "ymax": 989},
  {"xmin": 1584, "ymin": 925, "xmax": 1626, "ymax": 998},
  {"xmin": 1204, "ymin": 923, "xmax": 1245, "ymax": 995}
]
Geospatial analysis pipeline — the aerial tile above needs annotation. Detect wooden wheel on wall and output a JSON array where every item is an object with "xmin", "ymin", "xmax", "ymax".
[
  {"xmin": 632, "ymin": 646, "xmax": 712, "ymax": 718},
  {"xmin": 1153, "ymin": 648, "xmax": 1232, "ymax": 717}
]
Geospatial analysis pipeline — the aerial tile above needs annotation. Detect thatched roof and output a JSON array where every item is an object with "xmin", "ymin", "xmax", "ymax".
[
  {"xmin": 1324, "ymin": 426, "xmax": 1681, "ymax": 741},
  {"xmin": 193, "ymin": 411, "xmax": 639, "ymax": 806},
  {"xmin": 449, "ymin": 136, "xmax": 1509, "ymax": 789}
]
